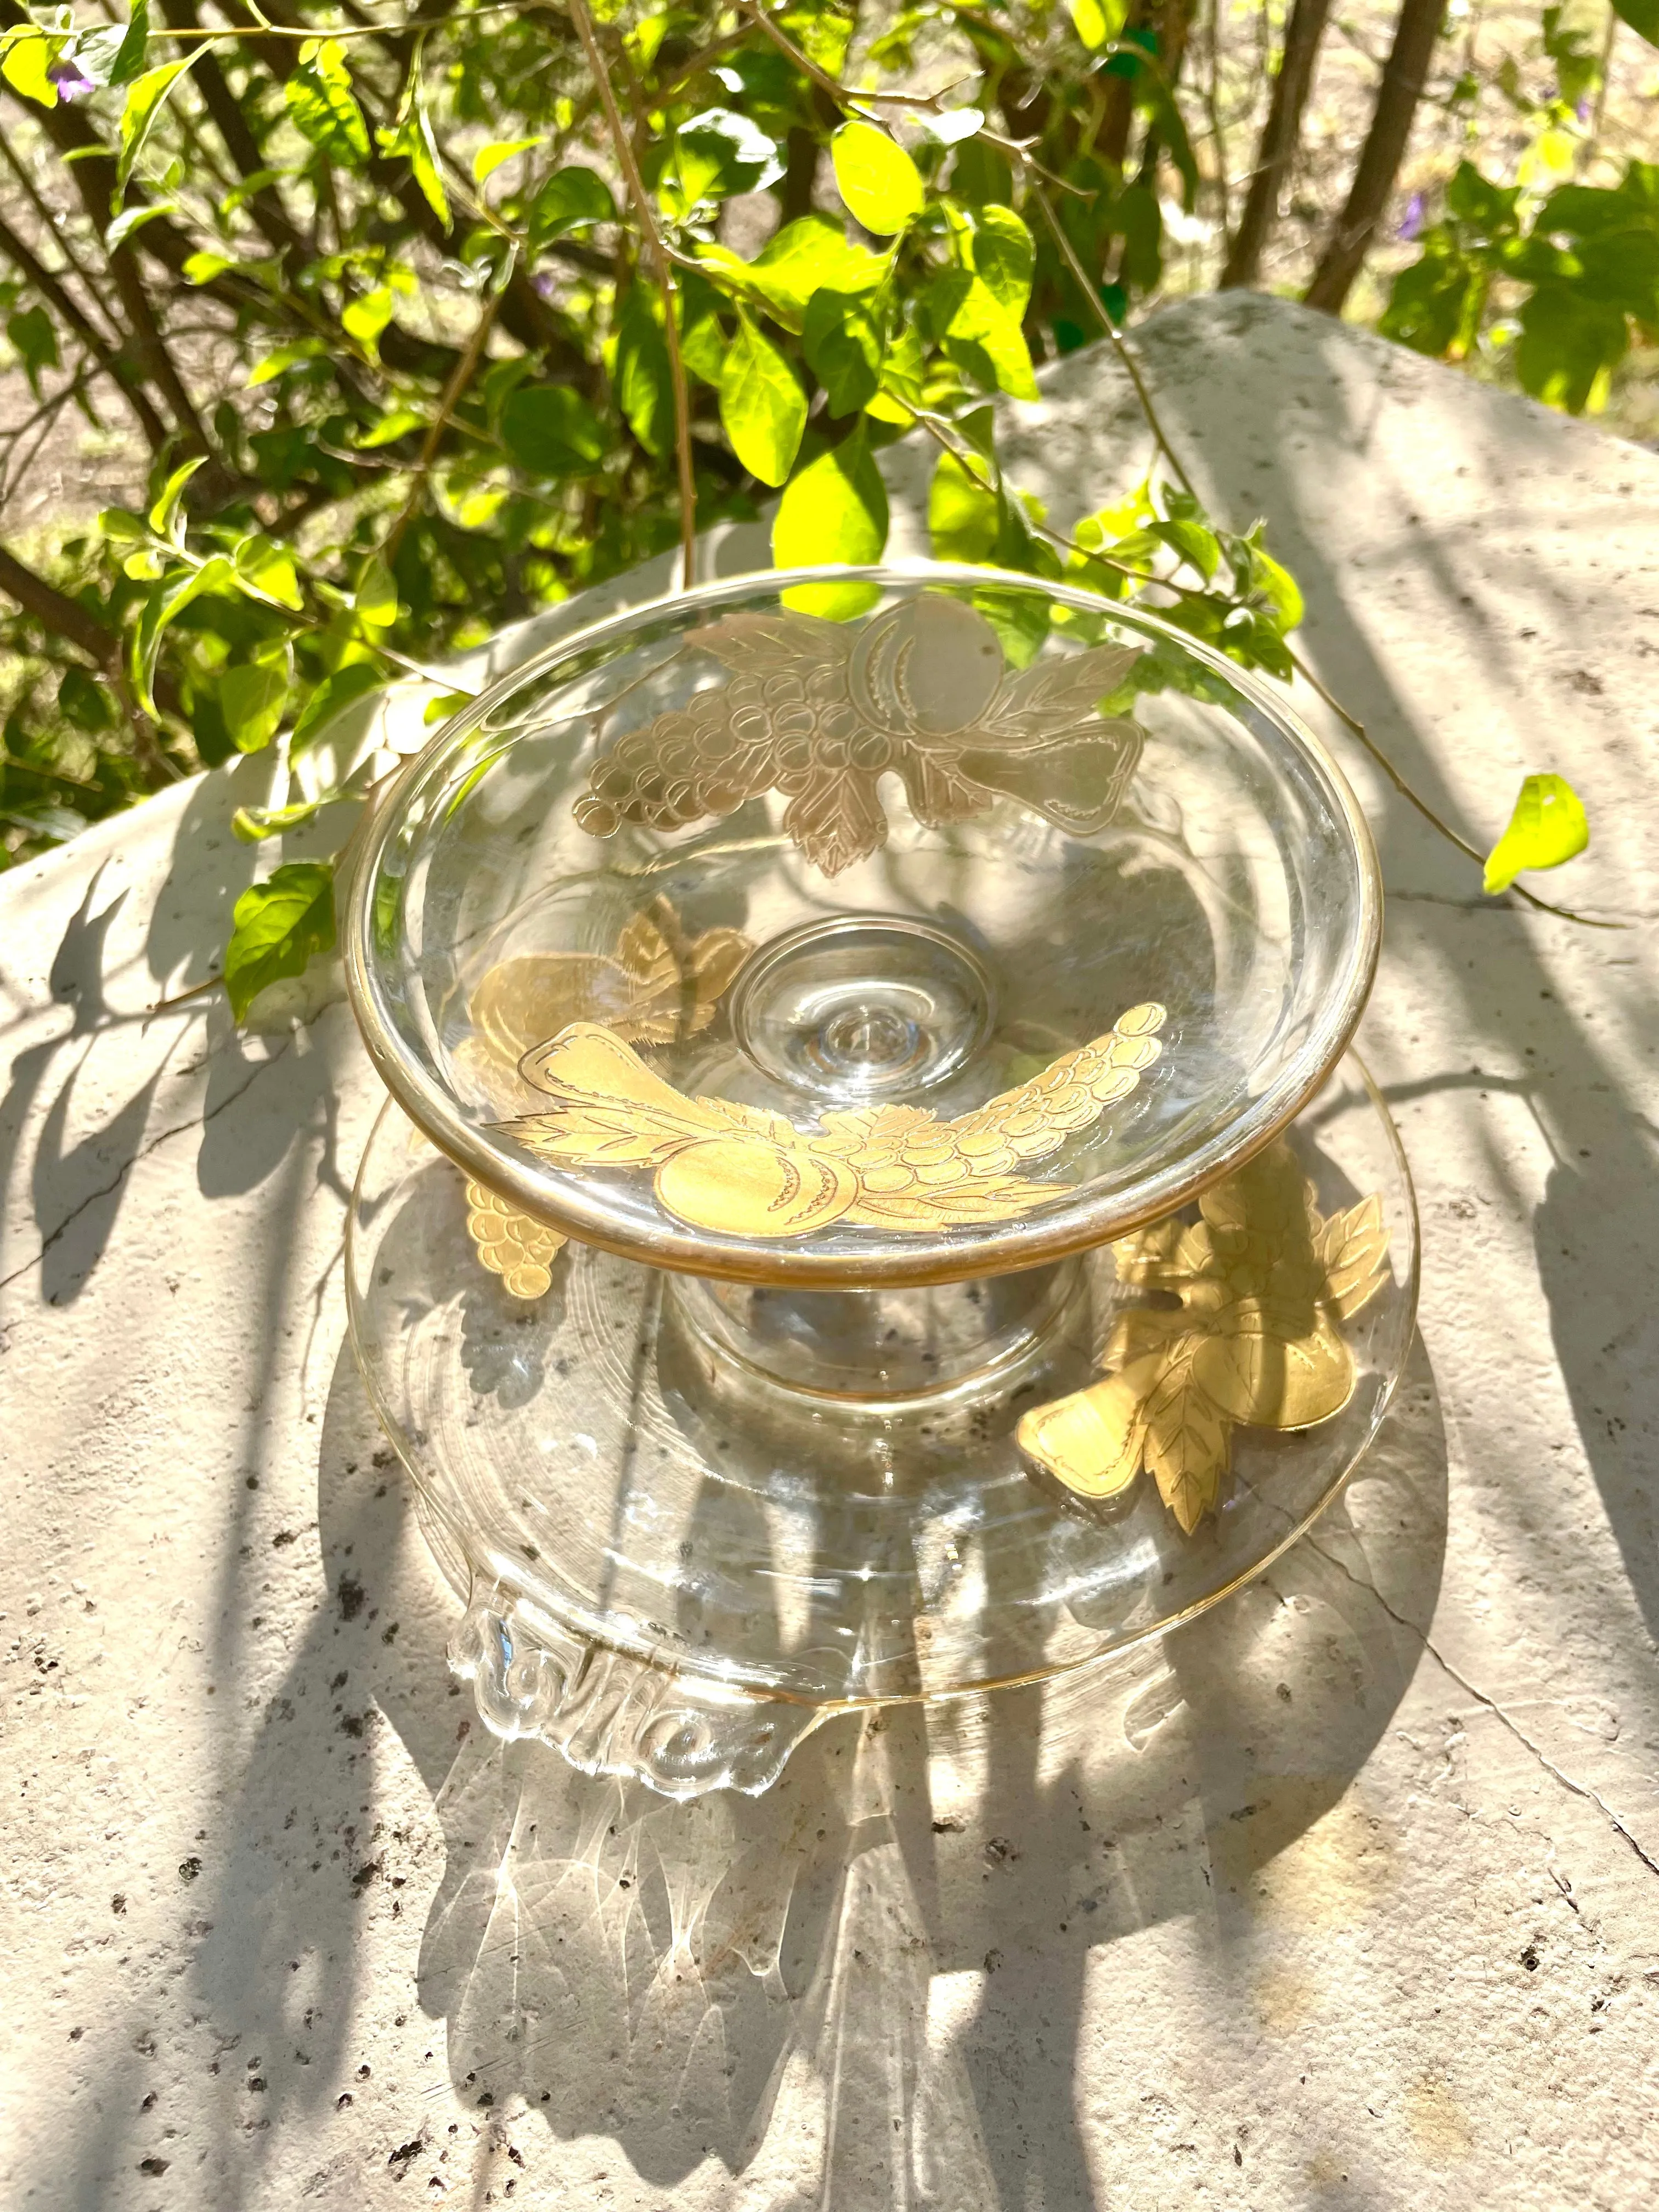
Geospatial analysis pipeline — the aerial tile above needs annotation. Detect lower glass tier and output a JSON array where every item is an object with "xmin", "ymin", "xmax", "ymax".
[{"xmin": 346, "ymin": 1053, "xmax": 1417, "ymax": 1797}]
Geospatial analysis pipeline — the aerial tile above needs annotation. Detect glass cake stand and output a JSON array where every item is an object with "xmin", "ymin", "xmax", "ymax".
[{"xmin": 343, "ymin": 566, "xmax": 1416, "ymax": 1798}]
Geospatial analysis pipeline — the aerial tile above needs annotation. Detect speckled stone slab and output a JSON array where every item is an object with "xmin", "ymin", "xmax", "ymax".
[{"xmin": 3, "ymin": 296, "xmax": 1657, "ymax": 2211}]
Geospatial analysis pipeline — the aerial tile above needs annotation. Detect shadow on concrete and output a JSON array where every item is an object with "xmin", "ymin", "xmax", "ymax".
[{"xmin": 281, "ymin": 1325, "xmax": 1449, "ymax": 2208}]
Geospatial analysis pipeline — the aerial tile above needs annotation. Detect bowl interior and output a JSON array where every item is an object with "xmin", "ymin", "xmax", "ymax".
[{"xmin": 347, "ymin": 567, "xmax": 1378, "ymax": 1285}]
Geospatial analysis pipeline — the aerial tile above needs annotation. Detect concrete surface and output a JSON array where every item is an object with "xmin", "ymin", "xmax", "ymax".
[{"xmin": 3, "ymin": 294, "xmax": 1658, "ymax": 2210}]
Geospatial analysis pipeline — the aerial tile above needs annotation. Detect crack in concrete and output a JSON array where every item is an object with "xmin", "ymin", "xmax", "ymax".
[
  {"xmin": 0, "ymin": 1034, "xmax": 296, "ymax": 1297},
  {"xmin": 1306, "ymin": 1532, "xmax": 1659, "ymax": 1881}
]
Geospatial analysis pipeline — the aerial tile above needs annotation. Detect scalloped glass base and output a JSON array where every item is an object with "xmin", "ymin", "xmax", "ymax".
[{"xmin": 346, "ymin": 1055, "xmax": 1417, "ymax": 1798}]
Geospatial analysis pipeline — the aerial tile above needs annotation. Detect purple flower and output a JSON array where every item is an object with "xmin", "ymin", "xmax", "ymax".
[
  {"xmin": 1576, "ymin": 95, "xmax": 1592, "ymax": 123},
  {"xmin": 1398, "ymin": 191, "xmax": 1426, "ymax": 242},
  {"xmin": 47, "ymin": 57, "xmax": 95, "ymax": 101}
]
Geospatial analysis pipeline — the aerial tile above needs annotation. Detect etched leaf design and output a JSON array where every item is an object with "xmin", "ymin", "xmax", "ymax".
[
  {"xmin": 573, "ymin": 599, "xmax": 1144, "ymax": 876},
  {"xmin": 1018, "ymin": 1358, "xmax": 1163, "ymax": 1500},
  {"xmin": 1192, "ymin": 1310, "xmax": 1355, "ymax": 1429}
]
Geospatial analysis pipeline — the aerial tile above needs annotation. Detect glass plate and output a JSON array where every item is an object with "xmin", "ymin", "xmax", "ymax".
[{"xmin": 346, "ymin": 1056, "xmax": 1417, "ymax": 1797}]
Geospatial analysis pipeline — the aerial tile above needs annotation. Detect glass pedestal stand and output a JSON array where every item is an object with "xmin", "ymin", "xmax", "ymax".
[
  {"xmin": 341, "ymin": 564, "xmax": 1407, "ymax": 1801},
  {"xmin": 346, "ymin": 1053, "xmax": 1415, "ymax": 1799}
]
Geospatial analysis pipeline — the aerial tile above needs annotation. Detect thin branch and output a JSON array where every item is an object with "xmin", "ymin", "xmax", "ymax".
[
  {"xmin": 568, "ymin": 0, "xmax": 697, "ymax": 591},
  {"xmin": 1028, "ymin": 183, "xmax": 1200, "ymax": 503},
  {"xmin": 1289, "ymin": 648, "xmax": 1622, "ymax": 929},
  {"xmin": 1305, "ymin": 0, "xmax": 1443, "ymax": 314},
  {"xmin": 0, "ymin": 207, "xmax": 172, "ymax": 455},
  {"xmin": 0, "ymin": 126, "xmax": 110, "ymax": 318},
  {"xmin": 1221, "ymin": 0, "xmax": 1331, "ymax": 290}
]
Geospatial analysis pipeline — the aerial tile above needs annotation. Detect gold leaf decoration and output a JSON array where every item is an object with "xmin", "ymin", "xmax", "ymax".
[
  {"xmin": 465, "ymin": 1180, "xmax": 567, "ymax": 1300},
  {"xmin": 470, "ymin": 896, "xmax": 752, "ymax": 1064},
  {"xmin": 1017, "ymin": 1142, "xmax": 1390, "ymax": 1532},
  {"xmin": 457, "ymin": 899, "xmax": 751, "ymax": 1300},
  {"xmin": 572, "ymin": 597, "xmax": 1145, "ymax": 875},
  {"xmin": 496, "ymin": 1003, "xmax": 1168, "ymax": 1238}
]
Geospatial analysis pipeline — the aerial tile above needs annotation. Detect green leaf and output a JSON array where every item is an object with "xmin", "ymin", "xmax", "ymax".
[
  {"xmin": 929, "ymin": 447, "xmax": 1000, "ymax": 564},
  {"xmin": 285, "ymin": 39, "xmax": 369, "ymax": 167},
  {"xmin": 108, "ymin": 2, "xmax": 150, "ymax": 87},
  {"xmin": 1153, "ymin": 516, "xmax": 1221, "ymax": 583},
  {"xmin": 219, "ymin": 659, "xmax": 289, "ymax": 754},
  {"xmin": 1610, "ymin": 0, "xmax": 1658, "ymax": 47},
  {"xmin": 130, "ymin": 555, "xmax": 233, "ymax": 715},
  {"xmin": 375, "ymin": 72, "xmax": 449, "ymax": 226},
  {"xmin": 1515, "ymin": 284, "xmax": 1629, "ymax": 414},
  {"xmin": 865, "ymin": 317, "xmax": 926, "ymax": 422},
  {"xmin": 831, "ymin": 121, "xmax": 925, "ymax": 236},
  {"xmin": 98, "ymin": 506, "xmax": 150, "ymax": 544},
  {"xmin": 720, "ymin": 312, "xmax": 806, "ymax": 486},
  {"xmin": 500, "ymin": 384, "xmax": 610, "ymax": 478},
  {"xmin": 528, "ymin": 166, "xmax": 614, "ymax": 248},
  {"xmin": 613, "ymin": 285, "xmax": 674, "ymax": 458},
  {"xmin": 355, "ymin": 553, "xmax": 398, "ymax": 630},
  {"xmin": 1379, "ymin": 239, "xmax": 1488, "ymax": 360},
  {"xmin": 1483, "ymin": 774, "xmax": 1589, "ymax": 893},
  {"xmin": 223, "ymin": 862, "xmax": 336, "ymax": 1019},
  {"xmin": 355, "ymin": 407, "xmax": 425, "ymax": 449},
  {"xmin": 658, "ymin": 109, "xmax": 778, "ymax": 219},
  {"xmin": 773, "ymin": 427, "xmax": 889, "ymax": 618},
  {"xmin": 104, "ymin": 202, "xmax": 175, "ymax": 251},
  {"xmin": 342, "ymin": 284, "xmax": 395, "ymax": 360},
  {"xmin": 7, "ymin": 306, "xmax": 58, "ymax": 402},
  {"xmin": 249, "ymin": 339, "xmax": 326, "ymax": 387},
  {"xmin": 1068, "ymin": 0, "xmax": 1129, "ymax": 48},
  {"xmin": 1, "ymin": 31, "xmax": 60, "ymax": 109},
  {"xmin": 148, "ymin": 454, "xmax": 205, "ymax": 540},
  {"xmin": 967, "ymin": 205, "xmax": 1035, "ymax": 316},
  {"xmin": 289, "ymin": 661, "xmax": 385, "ymax": 754},
  {"xmin": 1239, "ymin": 531, "xmax": 1303, "ymax": 629},
  {"xmin": 235, "ymin": 536, "xmax": 304, "ymax": 610},
  {"xmin": 231, "ymin": 796, "xmax": 334, "ymax": 844},
  {"xmin": 474, "ymin": 136, "xmax": 544, "ymax": 185},
  {"xmin": 676, "ymin": 270, "xmax": 726, "ymax": 386},
  {"xmin": 697, "ymin": 216, "xmax": 887, "ymax": 333},
  {"xmin": 182, "ymin": 249, "xmax": 233, "ymax": 285},
  {"xmin": 116, "ymin": 60, "xmax": 192, "ymax": 196},
  {"xmin": 934, "ymin": 274, "xmax": 1039, "ymax": 399},
  {"xmin": 802, "ymin": 287, "xmax": 884, "ymax": 418}
]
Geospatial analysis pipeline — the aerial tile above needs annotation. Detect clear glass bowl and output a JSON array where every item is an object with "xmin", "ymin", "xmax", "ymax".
[
  {"xmin": 341, "ymin": 566, "xmax": 1406, "ymax": 1798},
  {"xmin": 345, "ymin": 567, "xmax": 1380, "ymax": 1288}
]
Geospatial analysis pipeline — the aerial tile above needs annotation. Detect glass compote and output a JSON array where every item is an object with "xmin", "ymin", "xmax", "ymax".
[{"xmin": 343, "ymin": 566, "xmax": 1415, "ymax": 1798}]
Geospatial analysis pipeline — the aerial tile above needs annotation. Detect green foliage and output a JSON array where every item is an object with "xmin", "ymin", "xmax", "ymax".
[
  {"xmin": 720, "ymin": 314, "xmax": 806, "ymax": 485},
  {"xmin": 0, "ymin": 0, "xmax": 1607, "ymax": 973},
  {"xmin": 1610, "ymin": 0, "xmax": 1659, "ymax": 48},
  {"xmin": 1383, "ymin": 159, "xmax": 1659, "ymax": 415},
  {"xmin": 223, "ymin": 861, "xmax": 336, "ymax": 1018},
  {"xmin": 1483, "ymin": 774, "xmax": 1589, "ymax": 894},
  {"xmin": 774, "ymin": 429, "xmax": 888, "ymax": 617}
]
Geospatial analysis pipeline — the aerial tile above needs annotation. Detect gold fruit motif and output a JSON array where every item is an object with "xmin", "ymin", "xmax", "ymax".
[{"xmin": 499, "ymin": 1003, "xmax": 1168, "ymax": 1238}]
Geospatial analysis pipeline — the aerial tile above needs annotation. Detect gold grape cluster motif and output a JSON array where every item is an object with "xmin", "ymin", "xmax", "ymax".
[
  {"xmin": 572, "ymin": 597, "xmax": 1146, "ymax": 876},
  {"xmin": 1017, "ymin": 1142, "xmax": 1390, "ymax": 1534},
  {"xmin": 464, "ymin": 1180, "xmax": 567, "ymax": 1301},
  {"xmin": 498, "ymin": 1004, "xmax": 1167, "ymax": 1239}
]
